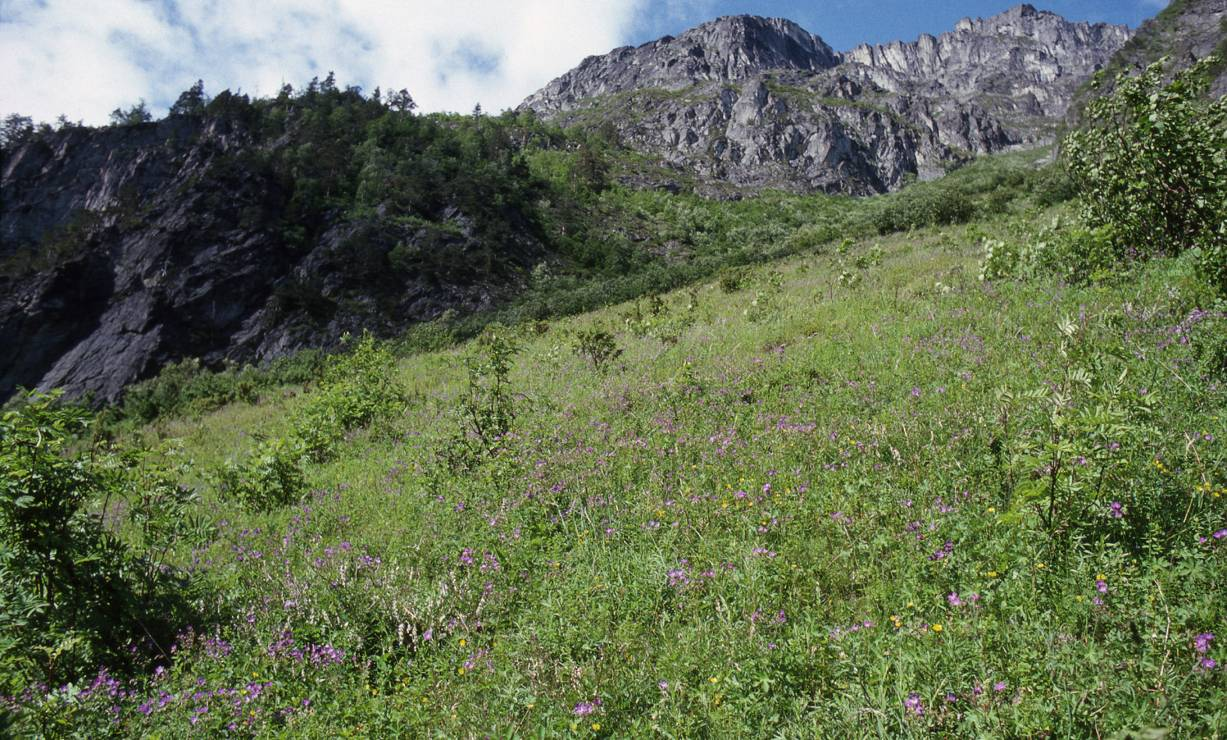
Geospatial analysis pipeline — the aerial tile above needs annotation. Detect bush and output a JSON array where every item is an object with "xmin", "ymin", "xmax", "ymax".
[
  {"xmin": 214, "ymin": 436, "xmax": 307, "ymax": 511},
  {"xmin": 1185, "ymin": 300, "xmax": 1227, "ymax": 385},
  {"xmin": 211, "ymin": 335, "xmax": 404, "ymax": 512},
  {"xmin": 119, "ymin": 351, "xmax": 327, "ymax": 423},
  {"xmin": 1027, "ymin": 162, "xmax": 1078, "ymax": 207},
  {"xmin": 1065, "ymin": 56, "xmax": 1227, "ymax": 294},
  {"xmin": 873, "ymin": 181, "xmax": 977, "ymax": 235},
  {"xmin": 978, "ymin": 239, "xmax": 1021, "ymax": 282},
  {"xmin": 1034, "ymin": 225, "xmax": 1121, "ymax": 285},
  {"xmin": 719, "ymin": 267, "xmax": 750, "ymax": 293},
  {"xmin": 1197, "ymin": 220, "xmax": 1227, "ymax": 297},
  {"xmin": 572, "ymin": 328, "xmax": 623, "ymax": 373},
  {"xmin": 621, "ymin": 291, "xmax": 699, "ymax": 345},
  {"xmin": 292, "ymin": 333, "xmax": 405, "ymax": 461},
  {"xmin": 0, "ymin": 393, "xmax": 193, "ymax": 690},
  {"xmin": 449, "ymin": 326, "xmax": 519, "ymax": 464},
  {"xmin": 979, "ymin": 222, "xmax": 1122, "ymax": 286}
]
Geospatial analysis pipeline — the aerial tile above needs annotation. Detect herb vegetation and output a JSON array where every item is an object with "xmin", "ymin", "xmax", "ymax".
[{"xmin": 1, "ymin": 60, "xmax": 1225, "ymax": 736}]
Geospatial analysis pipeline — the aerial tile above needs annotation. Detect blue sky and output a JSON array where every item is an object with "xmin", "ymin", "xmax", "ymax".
[
  {"xmin": 631, "ymin": 1, "xmax": 1162, "ymax": 50},
  {"xmin": 0, "ymin": 1, "xmax": 1168, "ymax": 124}
]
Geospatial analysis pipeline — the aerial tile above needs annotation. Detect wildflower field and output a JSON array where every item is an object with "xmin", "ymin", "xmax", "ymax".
[{"xmin": 4, "ymin": 198, "xmax": 1224, "ymax": 736}]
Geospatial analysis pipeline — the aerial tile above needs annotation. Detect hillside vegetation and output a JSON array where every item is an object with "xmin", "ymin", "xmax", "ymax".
[{"xmin": 2, "ymin": 48, "xmax": 1226, "ymax": 739}]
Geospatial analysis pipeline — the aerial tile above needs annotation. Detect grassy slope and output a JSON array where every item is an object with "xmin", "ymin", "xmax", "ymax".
[{"xmin": 76, "ymin": 204, "xmax": 1227, "ymax": 737}]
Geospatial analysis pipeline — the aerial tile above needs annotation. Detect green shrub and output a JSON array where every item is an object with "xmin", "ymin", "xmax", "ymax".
[
  {"xmin": 126, "ymin": 442, "xmax": 211, "ymax": 557},
  {"xmin": 874, "ymin": 184, "xmax": 975, "ymax": 234},
  {"xmin": 719, "ymin": 266, "xmax": 750, "ymax": 293},
  {"xmin": 214, "ymin": 435, "xmax": 307, "ymax": 511},
  {"xmin": 745, "ymin": 270, "xmax": 784, "ymax": 320},
  {"xmin": 119, "ymin": 351, "xmax": 327, "ymax": 423},
  {"xmin": 292, "ymin": 333, "xmax": 405, "ymax": 461},
  {"xmin": 0, "ymin": 393, "xmax": 193, "ymax": 690},
  {"xmin": 1065, "ymin": 56, "xmax": 1227, "ymax": 294},
  {"xmin": 980, "ymin": 224, "xmax": 1121, "ymax": 285},
  {"xmin": 1027, "ymin": 162, "xmax": 1077, "ymax": 207},
  {"xmin": 449, "ymin": 326, "xmax": 519, "ymax": 464},
  {"xmin": 572, "ymin": 328, "xmax": 623, "ymax": 373},
  {"xmin": 1196, "ymin": 220, "xmax": 1227, "ymax": 297},
  {"xmin": 621, "ymin": 291, "xmax": 698, "ymax": 344},
  {"xmin": 1186, "ymin": 300, "xmax": 1227, "ymax": 385},
  {"xmin": 1034, "ymin": 225, "xmax": 1122, "ymax": 285},
  {"xmin": 785, "ymin": 223, "xmax": 839, "ymax": 251},
  {"xmin": 853, "ymin": 245, "xmax": 883, "ymax": 270},
  {"xmin": 978, "ymin": 239, "xmax": 1020, "ymax": 282}
]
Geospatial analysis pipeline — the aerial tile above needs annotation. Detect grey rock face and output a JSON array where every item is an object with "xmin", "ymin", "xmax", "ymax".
[
  {"xmin": 521, "ymin": 4, "xmax": 1133, "ymax": 194},
  {"xmin": 1079, "ymin": 0, "xmax": 1227, "ymax": 102},
  {"xmin": 521, "ymin": 15, "xmax": 838, "ymax": 112},
  {"xmin": 843, "ymin": 4, "xmax": 1132, "ymax": 118},
  {"xmin": 0, "ymin": 117, "xmax": 542, "ymax": 404}
]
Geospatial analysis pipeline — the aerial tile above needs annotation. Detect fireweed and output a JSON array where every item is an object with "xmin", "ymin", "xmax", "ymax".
[{"xmin": 4, "ymin": 205, "xmax": 1224, "ymax": 737}]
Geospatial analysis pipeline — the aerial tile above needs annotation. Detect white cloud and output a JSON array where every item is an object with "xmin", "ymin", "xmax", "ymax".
[{"xmin": 0, "ymin": 0, "xmax": 650, "ymax": 124}]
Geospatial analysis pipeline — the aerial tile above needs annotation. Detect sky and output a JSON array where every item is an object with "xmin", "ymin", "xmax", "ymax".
[{"xmin": 0, "ymin": 0, "xmax": 1167, "ymax": 124}]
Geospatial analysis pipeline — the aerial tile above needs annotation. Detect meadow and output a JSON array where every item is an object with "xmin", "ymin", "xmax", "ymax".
[
  {"xmin": 2, "ymin": 58, "xmax": 1225, "ymax": 737},
  {"xmin": 5, "ymin": 199, "xmax": 1225, "ymax": 736}
]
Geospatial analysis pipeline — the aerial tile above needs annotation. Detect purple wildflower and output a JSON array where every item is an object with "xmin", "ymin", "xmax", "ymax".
[
  {"xmin": 904, "ymin": 692, "xmax": 924, "ymax": 716},
  {"xmin": 929, "ymin": 540, "xmax": 954, "ymax": 561},
  {"xmin": 1109, "ymin": 501, "xmax": 1124, "ymax": 519}
]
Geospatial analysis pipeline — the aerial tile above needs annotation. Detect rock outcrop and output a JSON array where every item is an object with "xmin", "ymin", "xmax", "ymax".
[
  {"xmin": 0, "ymin": 114, "xmax": 543, "ymax": 404},
  {"xmin": 521, "ymin": 5, "xmax": 1133, "ymax": 194},
  {"xmin": 1076, "ymin": 0, "xmax": 1227, "ymax": 104}
]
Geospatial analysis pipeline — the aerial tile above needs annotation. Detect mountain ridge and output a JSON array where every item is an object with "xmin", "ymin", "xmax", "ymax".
[{"xmin": 520, "ymin": 4, "xmax": 1132, "ymax": 195}]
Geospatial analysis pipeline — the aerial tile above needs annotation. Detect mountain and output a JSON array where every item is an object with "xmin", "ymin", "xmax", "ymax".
[
  {"xmin": 1079, "ymin": 0, "xmax": 1227, "ymax": 102},
  {"xmin": 0, "ymin": 5, "xmax": 1155, "ymax": 406},
  {"xmin": 0, "ymin": 91, "xmax": 552, "ymax": 404},
  {"xmin": 520, "ymin": 4, "xmax": 1132, "ymax": 194}
]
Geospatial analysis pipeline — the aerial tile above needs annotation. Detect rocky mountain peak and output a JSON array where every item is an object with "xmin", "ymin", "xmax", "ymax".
[
  {"xmin": 520, "ymin": 14, "xmax": 837, "ymax": 114},
  {"xmin": 673, "ymin": 15, "xmax": 839, "ymax": 75},
  {"xmin": 521, "ymin": 5, "xmax": 1134, "ymax": 197},
  {"xmin": 844, "ymin": 3, "xmax": 1131, "ymax": 98},
  {"xmin": 956, "ymin": 3, "xmax": 1045, "ymax": 30},
  {"xmin": 949, "ymin": 2, "xmax": 1119, "ymax": 41}
]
